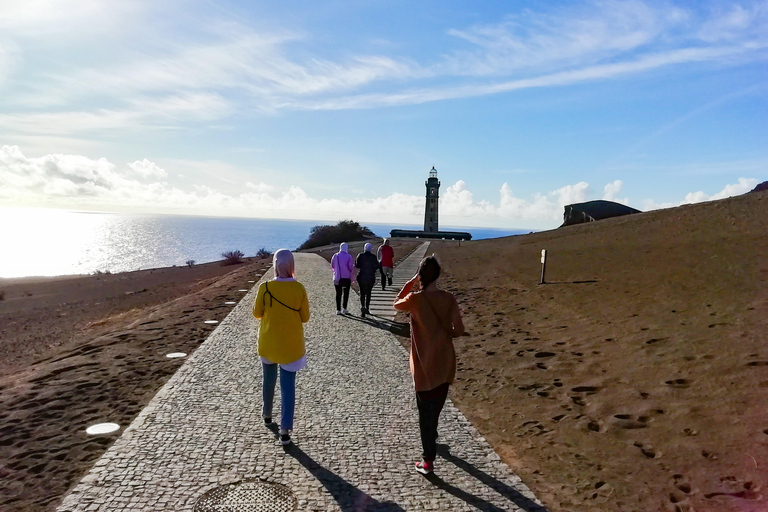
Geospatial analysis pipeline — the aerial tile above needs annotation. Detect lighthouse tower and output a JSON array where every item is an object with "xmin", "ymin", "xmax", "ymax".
[{"xmin": 424, "ymin": 166, "xmax": 440, "ymax": 232}]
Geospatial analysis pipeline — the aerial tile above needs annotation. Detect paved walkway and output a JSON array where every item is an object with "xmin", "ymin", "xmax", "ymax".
[{"xmin": 57, "ymin": 246, "xmax": 548, "ymax": 512}]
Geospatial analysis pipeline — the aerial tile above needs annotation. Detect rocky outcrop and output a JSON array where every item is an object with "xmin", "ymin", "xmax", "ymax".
[
  {"xmin": 561, "ymin": 200, "xmax": 641, "ymax": 227},
  {"xmin": 749, "ymin": 181, "xmax": 768, "ymax": 193}
]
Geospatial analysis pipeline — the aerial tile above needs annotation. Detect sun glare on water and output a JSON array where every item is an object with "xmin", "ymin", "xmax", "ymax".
[{"xmin": 0, "ymin": 207, "xmax": 112, "ymax": 278}]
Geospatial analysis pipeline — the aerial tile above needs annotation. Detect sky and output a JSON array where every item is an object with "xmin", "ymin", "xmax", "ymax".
[{"xmin": 0, "ymin": 0, "xmax": 766, "ymax": 230}]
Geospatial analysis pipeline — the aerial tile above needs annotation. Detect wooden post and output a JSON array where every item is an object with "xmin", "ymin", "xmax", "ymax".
[{"xmin": 540, "ymin": 249, "xmax": 547, "ymax": 284}]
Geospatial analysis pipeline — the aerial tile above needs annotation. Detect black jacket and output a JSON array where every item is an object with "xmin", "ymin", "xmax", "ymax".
[{"xmin": 355, "ymin": 251, "xmax": 380, "ymax": 284}]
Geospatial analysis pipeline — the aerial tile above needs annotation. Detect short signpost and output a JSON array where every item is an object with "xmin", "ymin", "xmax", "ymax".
[{"xmin": 540, "ymin": 249, "xmax": 547, "ymax": 285}]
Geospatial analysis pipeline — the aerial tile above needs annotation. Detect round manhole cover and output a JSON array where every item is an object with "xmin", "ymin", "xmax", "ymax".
[{"xmin": 195, "ymin": 480, "xmax": 297, "ymax": 512}]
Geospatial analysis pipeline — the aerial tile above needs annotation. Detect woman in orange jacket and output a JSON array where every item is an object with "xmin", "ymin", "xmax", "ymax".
[{"xmin": 394, "ymin": 255, "xmax": 464, "ymax": 474}]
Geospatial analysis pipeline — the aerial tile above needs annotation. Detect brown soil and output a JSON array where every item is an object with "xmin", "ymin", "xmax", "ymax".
[
  {"xmin": 1, "ymin": 193, "xmax": 767, "ymax": 512},
  {"xmin": 0, "ymin": 258, "xmax": 272, "ymax": 512},
  {"xmin": 419, "ymin": 190, "xmax": 768, "ymax": 512}
]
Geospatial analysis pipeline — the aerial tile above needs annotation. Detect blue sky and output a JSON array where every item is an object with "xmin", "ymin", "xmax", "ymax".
[{"xmin": 1, "ymin": 0, "xmax": 766, "ymax": 229}]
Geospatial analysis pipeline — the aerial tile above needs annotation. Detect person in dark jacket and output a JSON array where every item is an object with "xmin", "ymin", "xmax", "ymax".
[{"xmin": 355, "ymin": 243, "xmax": 380, "ymax": 317}]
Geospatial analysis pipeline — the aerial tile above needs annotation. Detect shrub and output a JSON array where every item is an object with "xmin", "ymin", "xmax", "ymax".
[
  {"xmin": 298, "ymin": 220, "xmax": 374, "ymax": 251},
  {"xmin": 255, "ymin": 247, "xmax": 272, "ymax": 259},
  {"xmin": 186, "ymin": 259, "xmax": 196, "ymax": 267},
  {"xmin": 221, "ymin": 250, "xmax": 245, "ymax": 265}
]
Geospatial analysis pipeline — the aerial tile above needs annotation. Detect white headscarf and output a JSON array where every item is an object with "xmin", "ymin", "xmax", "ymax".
[
  {"xmin": 339, "ymin": 242, "xmax": 349, "ymax": 253},
  {"xmin": 364, "ymin": 243, "xmax": 373, "ymax": 252},
  {"xmin": 273, "ymin": 249, "xmax": 295, "ymax": 278}
]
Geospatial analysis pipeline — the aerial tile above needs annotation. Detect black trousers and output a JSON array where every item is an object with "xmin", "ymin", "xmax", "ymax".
[
  {"xmin": 416, "ymin": 382, "xmax": 450, "ymax": 462},
  {"xmin": 359, "ymin": 281, "xmax": 374, "ymax": 311},
  {"xmin": 334, "ymin": 278, "xmax": 351, "ymax": 310}
]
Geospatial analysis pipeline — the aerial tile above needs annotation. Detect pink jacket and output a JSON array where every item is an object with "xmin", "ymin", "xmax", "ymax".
[{"xmin": 330, "ymin": 243, "xmax": 356, "ymax": 284}]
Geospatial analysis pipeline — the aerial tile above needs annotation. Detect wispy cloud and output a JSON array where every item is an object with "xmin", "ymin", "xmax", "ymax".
[
  {"xmin": 442, "ymin": 0, "xmax": 685, "ymax": 76},
  {"xmin": 4, "ymin": 0, "xmax": 767, "ymax": 131},
  {"xmin": 287, "ymin": 43, "xmax": 760, "ymax": 110}
]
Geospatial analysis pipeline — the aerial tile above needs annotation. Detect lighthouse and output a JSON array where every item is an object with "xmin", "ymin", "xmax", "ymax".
[
  {"xmin": 424, "ymin": 166, "xmax": 440, "ymax": 232},
  {"xmin": 389, "ymin": 166, "xmax": 471, "ymax": 241}
]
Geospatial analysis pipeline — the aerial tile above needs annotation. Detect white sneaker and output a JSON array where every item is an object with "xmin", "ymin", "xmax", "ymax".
[
  {"xmin": 336, "ymin": 310, "xmax": 341, "ymax": 315},
  {"xmin": 342, "ymin": 308, "xmax": 349, "ymax": 314}
]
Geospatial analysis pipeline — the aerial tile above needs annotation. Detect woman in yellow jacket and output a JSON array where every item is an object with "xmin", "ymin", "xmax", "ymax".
[{"xmin": 253, "ymin": 249, "xmax": 310, "ymax": 445}]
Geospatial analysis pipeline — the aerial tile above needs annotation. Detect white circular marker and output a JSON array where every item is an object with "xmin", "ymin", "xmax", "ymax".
[
  {"xmin": 166, "ymin": 352, "xmax": 187, "ymax": 358},
  {"xmin": 225, "ymin": 301, "xmax": 236, "ymax": 305},
  {"xmin": 204, "ymin": 320, "xmax": 219, "ymax": 324},
  {"xmin": 86, "ymin": 423, "xmax": 120, "ymax": 435}
]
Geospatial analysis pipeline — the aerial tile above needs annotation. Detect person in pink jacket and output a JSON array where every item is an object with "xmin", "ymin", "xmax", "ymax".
[{"xmin": 330, "ymin": 242, "xmax": 355, "ymax": 315}]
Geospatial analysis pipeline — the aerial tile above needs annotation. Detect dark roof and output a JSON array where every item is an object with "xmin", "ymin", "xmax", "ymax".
[
  {"xmin": 390, "ymin": 229, "xmax": 472, "ymax": 240},
  {"xmin": 561, "ymin": 200, "xmax": 641, "ymax": 227}
]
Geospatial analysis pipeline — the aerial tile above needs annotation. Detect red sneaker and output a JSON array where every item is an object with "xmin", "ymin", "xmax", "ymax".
[{"xmin": 414, "ymin": 460, "xmax": 434, "ymax": 475}]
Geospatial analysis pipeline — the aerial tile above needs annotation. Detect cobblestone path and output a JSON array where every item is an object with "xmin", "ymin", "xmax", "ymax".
[
  {"xmin": 357, "ymin": 242, "xmax": 427, "ymax": 321},
  {"xmin": 57, "ymin": 248, "xmax": 548, "ymax": 512}
]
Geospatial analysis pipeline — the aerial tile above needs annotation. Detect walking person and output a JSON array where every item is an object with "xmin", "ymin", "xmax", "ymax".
[
  {"xmin": 330, "ymin": 242, "xmax": 355, "ymax": 315},
  {"xmin": 377, "ymin": 238, "xmax": 395, "ymax": 290},
  {"xmin": 394, "ymin": 255, "xmax": 464, "ymax": 474},
  {"xmin": 253, "ymin": 249, "xmax": 310, "ymax": 446},
  {"xmin": 355, "ymin": 242, "xmax": 380, "ymax": 317}
]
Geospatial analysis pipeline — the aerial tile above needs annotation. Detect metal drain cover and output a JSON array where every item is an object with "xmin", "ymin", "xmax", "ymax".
[{"xmin": 195, "ymin": 480, "xmax": 297, "ymax": 512}]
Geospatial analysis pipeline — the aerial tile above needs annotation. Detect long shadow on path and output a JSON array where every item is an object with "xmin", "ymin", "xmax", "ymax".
[
  {"xmin": 428, "ymin": 444, "xmax": 548, "ymax": 512},
  {"xmin": 341, "ymin": 313, "xmax": 411, "ymax": 338},
  {"xmin": 285, "ymin": 444, "xmax": 406, "ymax": 512}
]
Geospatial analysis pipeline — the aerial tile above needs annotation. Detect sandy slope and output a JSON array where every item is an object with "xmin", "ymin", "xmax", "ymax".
[
  {"xmin": 425, "ymin": 190, "xmax": 768, "ymax": 512},
  {"xmin": 1, "ymin": 197, "xmax": 766, "ymax": 512},
  {"xmin": 0, "ymin": 259, "xmax": 272, "ymax": 512}
]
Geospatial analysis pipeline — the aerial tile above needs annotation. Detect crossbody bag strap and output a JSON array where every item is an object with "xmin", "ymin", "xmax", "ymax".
[{"xmin": 263, "ymin": 282, "xmax": 301, "ymax": 312}]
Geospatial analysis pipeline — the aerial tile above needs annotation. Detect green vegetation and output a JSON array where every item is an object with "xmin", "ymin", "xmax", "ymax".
[
  {"xmin": 186, "ymin": 259, "xmax": 196, "ymax": 267},
  {"xmin": 298, "ymin": 220, "xmax": 374, "ymax": 251}
]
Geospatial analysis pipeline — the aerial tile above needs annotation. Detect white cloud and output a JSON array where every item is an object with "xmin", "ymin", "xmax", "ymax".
[
  {"xmin": 246, "ymin": 181, "xmax": 274, "ymax": 193},
  {"xmin": 128, "ymin": 159, "xmax": 167, "ymax": 180},
  {"xmin": 3, "ymin": 147, "xmax": 762, "ymax": 229},
  {"xmin": 641, "ymin": 198, "xmax": 677, "ymax": 211},
  {"xmin": 552, "ymin": 181, "xmax": 590, "ymax": 207},
  {"xmin": 1, "ymin": 146, "xmax": 627, "ymax": 227},
  {"xmin": 682, "ymin": 177, "xmax": 759, "ymax": 204},
  {"xmin": 603, "ymin": 179, "xmax": 629, "ymax": 204},
  {"xmin": 641, "ymin": 177, "xmax": 759, "ymax": 210}
]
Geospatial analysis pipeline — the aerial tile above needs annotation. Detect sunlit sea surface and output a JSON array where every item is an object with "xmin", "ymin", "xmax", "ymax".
[{"xmin": 0, "ymin": 208, "xmax": 530, "ymax": 278}]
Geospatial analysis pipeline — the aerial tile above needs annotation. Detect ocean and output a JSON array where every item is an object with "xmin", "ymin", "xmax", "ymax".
[{"xmin": 0, "ymin": 208, "xmax": 529, "ymax": 278}]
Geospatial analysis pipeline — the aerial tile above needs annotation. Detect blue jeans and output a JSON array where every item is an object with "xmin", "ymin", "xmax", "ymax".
[{"xmin": 262, "ymin": 362, "xmax": 297, "ymax": 432}]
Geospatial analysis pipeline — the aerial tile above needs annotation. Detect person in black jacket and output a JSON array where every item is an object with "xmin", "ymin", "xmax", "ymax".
[{"xmin": 355, "ymin": 243, "xmax": 380, "ymax": 317}]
